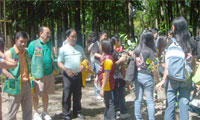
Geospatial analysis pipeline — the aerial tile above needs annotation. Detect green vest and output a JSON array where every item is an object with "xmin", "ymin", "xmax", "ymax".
[
  {"xmin": 31, "ymin": 39, "xmax": 44, "ymax": 79},
  {"xmin": 3, "ymin": 47, "xmax": 30, "ymax": 95},
  {"xmin": 31, "ymin": 39, "xmax": 57, "ymax": 79}
]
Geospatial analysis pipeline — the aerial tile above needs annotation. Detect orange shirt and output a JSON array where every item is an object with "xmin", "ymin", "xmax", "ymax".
[{"xmin": 5, "ymin": 45, "xmax": 29, "ymax": 82}]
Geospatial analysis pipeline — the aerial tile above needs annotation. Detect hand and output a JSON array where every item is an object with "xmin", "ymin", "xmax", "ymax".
[
  {"xmin": 100, "ymin": 88, "xmax": 104, "ymax": 97},
  {"xmin": 155, "ymin": 80, "xmax": 165, "ymax": 91},
  {"xmin": 65, "ymin": 68, "xmax": 75, "ymax": 78},
  {"xmin": 128, "ymin": 50, "xmax": 133, "ymax": 57},
  {"xmin": 126, "ymin": 83, "xmax": 131, "ymax": 91},
  {"xmin": 8, "ymin": 74, "xmax": 15, "ymax": 79},
  {"xmin": 119, "ymin": 56, "xmax": 127, "ymax": 63},
  {"xmin": 196, "ymin": 85, "xmax": 200, "ymax": 91},
  {"xmin": 79, "ymin": 65, "xmax": 85, "ymax": 72}
]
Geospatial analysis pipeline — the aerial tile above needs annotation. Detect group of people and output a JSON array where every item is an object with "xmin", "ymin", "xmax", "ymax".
[
  {"xmin": 86, "ymin": 16, "xmax": 200, "ymax": 120},
  {"xmin": 0, "ymin": 16, "xmax": 199, "ymax": 120},
  {"xmin": 0, "ymin": 27, "xmax": 57, "ymax": 120}
]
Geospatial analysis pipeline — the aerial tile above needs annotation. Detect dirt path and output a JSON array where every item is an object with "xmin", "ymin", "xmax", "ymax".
[{"xmin": 2, "ymin": 78, "xmax": 200, "ymax": 120}]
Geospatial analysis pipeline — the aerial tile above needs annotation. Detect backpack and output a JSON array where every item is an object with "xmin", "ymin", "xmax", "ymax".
[
  {"xmin": 165, "ymin": 38, "xmax": 193, "ymax": 81},
  {"xmin": 124, "ymin": 57, "xmax": 137, "ymax": 83}
]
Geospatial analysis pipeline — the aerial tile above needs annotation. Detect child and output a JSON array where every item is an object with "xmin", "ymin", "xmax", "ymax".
[
  {"xmin": 111, "ymin": 36, "xmax": 131, "ymax": 119},
  {"xmin": 99, "ymin": 40, "xmax": 116, "ymax": 120}
]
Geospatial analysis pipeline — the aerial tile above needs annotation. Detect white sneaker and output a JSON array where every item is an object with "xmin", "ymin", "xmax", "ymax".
[
  {"xmin": 120, "ymin": 113, "xmax": 131, "ymax": 119},
  {"xmin": 33, "ymin": 113, "xmax": 42, "ymax": 120},
  {"xmin": 41, "ymin": 112, "xmax": 52, "ymax": 120},
  {"xmin": 96, "ymin": 96, "xmax": 103, "ymax": 100}
]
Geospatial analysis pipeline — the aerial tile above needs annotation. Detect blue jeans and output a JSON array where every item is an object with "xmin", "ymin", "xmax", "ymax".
[
  {"xmin": 134, "ymin": 72, "xmax": 155, "ymax": 120},
  {"xmin": 94, "ymin": 83, "xmax": 100, "ymax": 97},
  {"xmin": 164, "ymin": 79, "xmax": 192, "ymax": 120},
  {"xmin": 113, "ymin": 82, "xmax": 127, "ymax": 114},
  {"xmin": 94, "ymin": 62, "xmax": 101, "ymax": 97}
]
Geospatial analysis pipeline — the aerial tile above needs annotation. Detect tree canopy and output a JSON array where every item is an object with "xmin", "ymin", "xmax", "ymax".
[{"xmin": 0, "ymin": 0, "xmax": 199, "ymax": 49}]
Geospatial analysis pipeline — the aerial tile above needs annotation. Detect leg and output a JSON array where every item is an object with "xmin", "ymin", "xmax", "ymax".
[
  {"xmin": 178, "ymin": 86, "xmax": 191, "ymax": 120},
  {"xmin": 118, "ymin": 87, "xmax": 127, "ymax": 114},
  {"xmin": 42, "ymin": 93, "xmax": 49, "ymax": 112},
  {"xmin": 6, "ymin": 94, "xmax": 21, "ymax": 120},
  {"xmin": 134, "ymin": 80, "xmax": 144, "ymax": 120},
  {"xmin": 94, "ymin": 62, "xmax": 101, "ymax": 97},
  {"xmin": 104, "ymin": 91, "xmax": 116, "ymax": 120},
  {"xmin": 42, "ymin": 74, "xmax": 55, "ymax": 113},
  {"xmin": 21, "ymin": 83, "xmax": 32, "ymax": 120},
  {"xmin": 164, "ymin": 80, "xmax": 178, "ymax": 120},
  {"xmin": 113, "ymin": 85, "xmax": 119, "ymax": 110},
  {"xmin": 94, "ymin": 76, "xmax": 100, "ymax": 97},
  {"xmin": 72, "ymin": 74, "xmax": 82, "ymax": 114},
  {"xmin": 144, "ymin": 80, "xmax": 155, "ymax": 120},
  {"xmin": 33, "ymin": 80, "xmax": 40, "ymax": 113},
  {"xmin": 62, "ymin": 73, "xmax": 72, "ymax": 117}
]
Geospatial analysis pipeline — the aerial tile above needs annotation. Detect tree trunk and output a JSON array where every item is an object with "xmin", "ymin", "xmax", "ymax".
[
  {"xmin": 190, "ymin": 1, "xmax": 195, "ymax": 25},
  {"xmin": 75, "ymin": 1, "xmax": 82, "ymax": 46},
  {"xmin": 180, "ymin": 1, "xmax": 186, "ymax": 18},
  {"xmin": 82, "ymin": 1, "xmax": 86, "ymax": 47},
  {"xmin": 124, "ymin": 1, "xmax": 129, "ymax": 38},
  {"xmin": 128, "ymin": 1, "xmax": 134, "ymax": 40},
  {"xmin": 193, "ymin": 1, "xmax": 199, "ymax": 37},
  {"xmin": 167, "ymin": 1, "xmax": 173, "ymax": 28},
  {"xmin": 175, "ymin": 0, "xmax": 180, "ymax": 16}
]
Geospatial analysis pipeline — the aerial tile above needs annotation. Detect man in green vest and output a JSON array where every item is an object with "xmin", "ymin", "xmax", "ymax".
[
  {"xmin": 28, "ymin": 26, "xmax": 56, "ymax": 120},
  {"xmin": 3, "ymin": 31, "xmax": 32, "ymax": 120}
]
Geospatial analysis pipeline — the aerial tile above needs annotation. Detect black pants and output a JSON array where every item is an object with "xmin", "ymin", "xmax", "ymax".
[
  {"xmin": 62, "ymin": 72, "xmax": 82, "ymax": 117},
  {"xmin": 104, "ymin": 91, "xmax": 116, "ymax": 120}
]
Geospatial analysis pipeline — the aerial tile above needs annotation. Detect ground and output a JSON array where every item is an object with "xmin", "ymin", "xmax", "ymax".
[{"xmin": 2, "ymin": 76, "xmax": 200, "ymax": 120}]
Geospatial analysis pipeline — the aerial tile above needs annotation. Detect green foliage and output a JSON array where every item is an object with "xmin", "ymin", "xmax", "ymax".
[
  {"xmin": 1, "ymin": 0, "xmax": 199, "ymax": 47},
  {"xmin": 119, "ymin": 33, "xmax": 138, "ymax": 51},
  {"xmin": 146, "ymin": 57, "xmax": 159, "ymax": 71}
]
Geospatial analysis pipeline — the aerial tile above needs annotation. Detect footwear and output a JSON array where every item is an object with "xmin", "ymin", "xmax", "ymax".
[
  {"xmin": 64, "ymin": 116, "xmax": 71, "ymax": 120},
  {"xmin": 120, "ymin": 113, "xmax": 131, "ymax": 119},
  {"xmin": 33, "ymin": 113, "xmax": 42, "ymax": 120},
  {"xmin": 96, "ymin": 96, "xmax": 102, "ymax": 100},
  {"xmin": 41, "ymin": 112, "xmax": 52, "ymax": 120},
  {"xmin": 74, "ymin": 113, "xmax": 85, "ymax": 119}
]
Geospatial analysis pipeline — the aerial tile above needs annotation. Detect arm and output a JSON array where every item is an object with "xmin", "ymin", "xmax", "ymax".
[
  {"xmin": 57, "ymin": 47, "xmax": 75, "ymax": 77},
  {"xmin": 0, "ymin": 51, "xmax": 17, "ymax": 69},
  {"xmin": 27, "ymin": 41, "xmax": 34, "ymax": 58},
  {"xmin": 94, "ymin": 53, "xmax": 101, "ymax": 58},
  {"xmin": 152, "ymin": 61, "xmax": 159, "ymax": 82},
  {"xmin": 88, "ymin": 43, "xmax": 94, "ymax": 53},
  {"xmin": 0, "ymin": 51, "xmax": 5, "ymax": 58},
  {"xmin": 58, "ymin": 62, "xmax": 75, "ymax": 77},
  {"xmin": 115, "ymin": 56, "xmax": 127, "ymax": 65},
  {"xmin": 0, "ymin": 59, "xmax": 17, "ymax": 69},
  {"xmin": 156, "ymin": 63, "xmax": 167, "ymax": 89},
  {"xmin": 100, "ymin": 71, "xmax": 110, "ymax": 97},
  {"xmin": 2, "ymin": 69, "xmax": 15, "ymax": 79},
  {"xmin": 1, "ymin": 51, "xmax": 16, "ymax": 79}
]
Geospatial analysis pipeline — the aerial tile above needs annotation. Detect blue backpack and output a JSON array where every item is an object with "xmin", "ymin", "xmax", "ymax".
[{"xmin": 165, "ymin": 38, "xmax": 193, "ymax": 81}]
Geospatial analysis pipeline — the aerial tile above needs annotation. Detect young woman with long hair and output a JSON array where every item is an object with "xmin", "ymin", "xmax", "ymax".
[
  {"xmin": 156, "ymin": 16, "xmax": 195, "ymax": 120},
  {"xmin": 133, "ymin": 30, "xmax": 158, "ymax": 120}
]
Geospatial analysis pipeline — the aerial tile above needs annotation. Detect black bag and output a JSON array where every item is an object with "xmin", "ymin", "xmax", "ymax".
[{"xmin": 124, "ymin": 57, "xmax": 137, "ymax": 83}]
